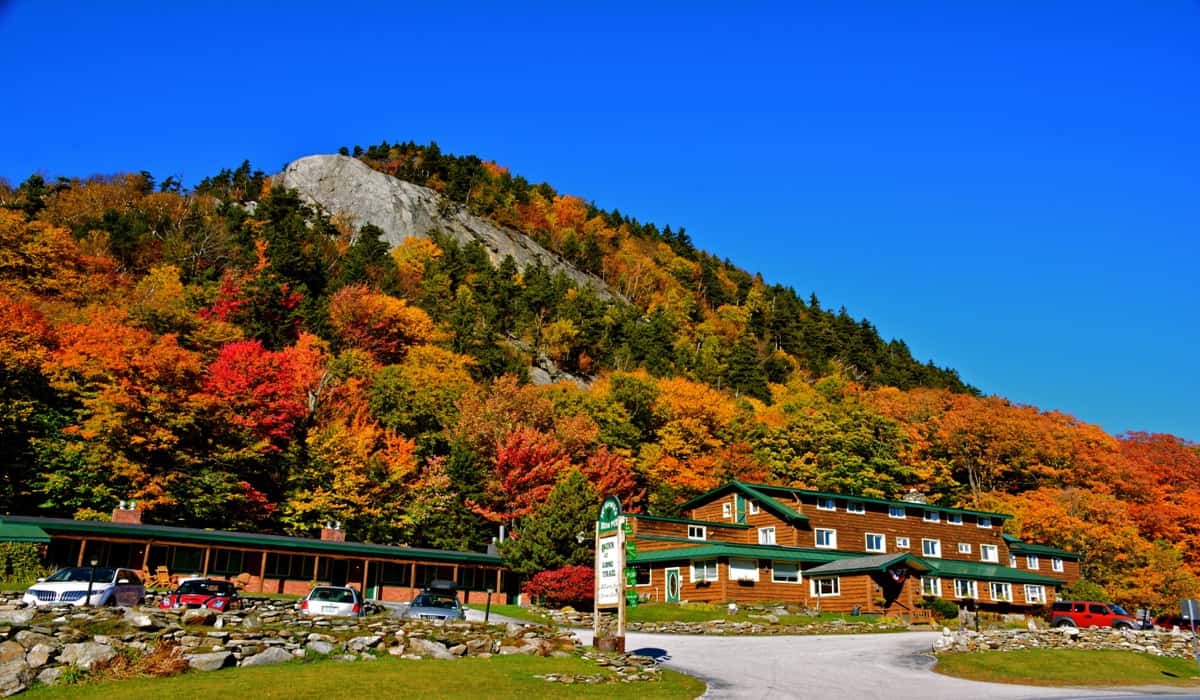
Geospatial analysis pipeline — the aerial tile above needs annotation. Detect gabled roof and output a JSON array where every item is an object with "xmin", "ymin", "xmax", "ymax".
[
  {"xmin": 678, "ymin": 481, "xmax": 808, "ymax": 522},
  {"xmin": 684, "ymin": 481, "xmax": 1011, "ymax": 521},
  {"xmin": 631, "ymin": 539, "xmax": 859, "ymax": 565},
  {"xmin": 805, "ymin": 552, "xmax": 932, "ymax": 577},
  {"xmin": 1001, "ymin": 534, "xmax": 1079, "ymax": 559},
  {"xmin": 0, "ymin": 516, "xmax": 500, "ymax": 565},
  {"xmin": 922, "ymin": 558, "xmax": 1065, "ymax": 586}
]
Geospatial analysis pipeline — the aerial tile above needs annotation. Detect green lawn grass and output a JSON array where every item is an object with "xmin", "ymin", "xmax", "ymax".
[
  {"xmin": 22, "ymin": 654, "xmax": 704, "ymax": 699},
  {"xmin": 936, "ymin": 649, "xmax": 1200, "ymax": 687}
]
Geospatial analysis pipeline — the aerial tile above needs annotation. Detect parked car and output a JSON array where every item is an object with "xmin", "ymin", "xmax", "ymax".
[
  {"xmin": 1048, "ymin": 600, "xmax": 1140, "ymax": 629},
  {"xmin": 1153, "ymin": 614, "xmax": 1197, "ymax": 631},
  {"xmin": 158, "ymin": 578, "xmax": 241, "ymax": 611},
  {"xmin": 401, "ymin": 579, "xmax": 465, "ymax": 621},
  {"xmin": 23, "ymin": 566, "xmax": 145, "ymax": 607},
  {"xmin": 299, "ymin": 585, "xmax": 363, "ymax": 617}
]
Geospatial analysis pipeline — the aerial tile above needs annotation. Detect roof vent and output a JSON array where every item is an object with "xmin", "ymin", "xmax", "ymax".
[{"xmin": 901, "ymin": 488, "xmax": 927, "ymax": 504}]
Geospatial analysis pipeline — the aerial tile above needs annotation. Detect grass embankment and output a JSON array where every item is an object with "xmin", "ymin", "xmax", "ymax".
[
  {"xmin": 22, "ymin": 655, "xmax": 705, "ymax": 700},
  {"xmin": 624, "ymin": 601, "xmax": 896, "ymax": 627},
  {"xmin": 936, "ymin": 649, "xmax": 1200, "ymax": 687},
  {"xmin": 468, "ymin": 603, "xmax": 554, "ymax": 624}
]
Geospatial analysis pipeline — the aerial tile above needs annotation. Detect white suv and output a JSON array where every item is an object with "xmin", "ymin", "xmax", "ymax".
[{"xmin": 23, "ymin": 566, "xmax": 146, "ymax": 607}]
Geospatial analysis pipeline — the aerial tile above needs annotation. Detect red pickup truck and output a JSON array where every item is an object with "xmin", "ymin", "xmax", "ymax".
[{"xmin": 1049, "ymin": 600, "xmax": 1140, "ymax": 629}]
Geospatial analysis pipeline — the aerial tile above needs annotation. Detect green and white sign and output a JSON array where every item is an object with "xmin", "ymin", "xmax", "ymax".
[
  {"xmin": 598, "ymin": 496, "xmax": 622, "ymax": 533},
  {"xmin": 596, "ymin": 534, "xmax": 621, "ymax": 606}
]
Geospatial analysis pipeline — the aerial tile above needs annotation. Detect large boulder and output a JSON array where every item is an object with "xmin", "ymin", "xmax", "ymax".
[
  {"xmin": 182, "ymin": 609, "xmax": 217, "ymax": 626},
  {"xmin": 406, "ymin": 637, "xmax": 455, "ymax": 660},
  {"xmin": 59, "ymin": 641, "xmax": 117, "ymax": 670},
  {"xmin": 186, "ymin": 651, "xmax": 233, "ymax": 672},
  {"xmin": 0, "ymin": 641, "xmax": 32, "ymax": 697},
  {"xmin": 241, "ymin": 646, "xmax": 295, "ymax": 667},
  {"xmin": 0, "ymin": 610, "xmax": 33, "ymax": 627}
]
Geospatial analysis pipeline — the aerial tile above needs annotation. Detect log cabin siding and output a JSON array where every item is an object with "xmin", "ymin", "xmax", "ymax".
[{"xmin": 792, "ymin": 496, "xmax": 1009, "ymax": 563}]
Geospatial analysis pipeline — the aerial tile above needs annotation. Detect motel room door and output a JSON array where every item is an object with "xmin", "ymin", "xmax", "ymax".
[{"xmin": 665, "ymin": 567, "xmax": 682, "ymax": 603}]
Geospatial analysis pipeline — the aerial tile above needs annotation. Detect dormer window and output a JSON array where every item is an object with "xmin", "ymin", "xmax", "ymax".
[
  {"xmin": 947, "ymin": 513, "xmax": 963, "ymax": 525},
  {"xmin": 977, "ymin": 517, "xmax": 993, "ymax": 529},
  {"xmin": 688, "ymin": 525, "xmax": 707, "ymax": 540},
  {"xmin": 748, "ymin": 501, "xmax": 761, "ymax": 515},
  {"xmin": 923, "ymin": 510, "xmax": 939, "ymax": 523},
  {"xmin": 888, "ymin": 505, "xmax": 906, "ymax": 519},
  {"xmin": 817, "ymin": 497, "xmax": 836, "ymax": 511},
  {"xmin": 846, "ymin": 501, "xmax": 865, "ymax": 515}
]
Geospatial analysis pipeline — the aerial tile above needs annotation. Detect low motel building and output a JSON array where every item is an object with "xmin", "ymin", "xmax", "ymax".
[
  {"xmin": 0, "ymin": 505, "xmax": 509, "ymax": 604},
  {"xmin": 625, "ymin": 481, "xmax": 1079, "ymax": 616}
]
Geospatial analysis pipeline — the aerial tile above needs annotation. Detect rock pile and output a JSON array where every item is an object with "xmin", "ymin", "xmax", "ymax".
[
  {"xmin": 546, "ymin": 606, "xmax": 907, "ymax": 636},
  {"xmin": 932, "ymin": 626, "xmax": 1198, "ymax": 659}
]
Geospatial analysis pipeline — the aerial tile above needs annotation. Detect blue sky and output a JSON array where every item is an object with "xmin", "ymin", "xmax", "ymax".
[{"xmin": 1, "ymin": 1, "xmax": 1197, "ymax": 441}]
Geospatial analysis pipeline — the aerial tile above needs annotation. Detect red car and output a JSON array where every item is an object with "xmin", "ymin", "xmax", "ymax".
[{"xmin": 159, "ymin": 578, "xmax": 242, "ymax": 611}]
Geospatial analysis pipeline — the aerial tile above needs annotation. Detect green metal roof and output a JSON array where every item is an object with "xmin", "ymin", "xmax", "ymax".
[
  {"xmin": 922, "ymin": 558, "xmax": 1065, "ymax": 586},
  {"xmin": 737, "ymin": 482, "xmax": 1012, "ymax": 520},
  {"xmin": 678, "ymin": 482, "xmax": 808, "ymax": 522},
  {"xmin": 628, "ymin": 513, "xmax": 750, "ymax": 530},
  {"xmin": 805, "ymin": 552, "xmax": 932, "ymax": 577},
  {"xmin": 0, "ymin": 516, "xmax": 500, "ymax": 566},
  {"xmin": 1001, "ymin": 534, "xmax": 1079, "ymax": 559},
  {"xmin": 630, "ymin": 539, "xmax": 862, "ymax": 565},
  {"xmin": 0, "ymin": 521, "xmax": 50, "ymax": 543}
]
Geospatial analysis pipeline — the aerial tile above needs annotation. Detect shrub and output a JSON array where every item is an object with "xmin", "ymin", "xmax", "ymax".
[
  {"xmin": 921, "ymin": 595, "xmax": 960, "ymax": 620},
  {"xmin": 523, "ymin": 565, "xmax": 594, "ymax": 610},
  {"xmin": 0, "ymin": 542, "xmax": 51, "ymax": 587}
]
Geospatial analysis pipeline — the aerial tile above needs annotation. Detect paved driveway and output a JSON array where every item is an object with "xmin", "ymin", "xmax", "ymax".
[{"xmin": 573, "ymin": 629, "xmax": 1196, "ymax": 699}]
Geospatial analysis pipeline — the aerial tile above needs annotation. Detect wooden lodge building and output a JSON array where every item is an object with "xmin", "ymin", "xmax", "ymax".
[
  {"xmin": 0, "ymin": 505, "xmax": 509, "ymax": 604},
  {"xmin": 626, "ymin": 481, "xmax": 1079, "ymax": 616}
]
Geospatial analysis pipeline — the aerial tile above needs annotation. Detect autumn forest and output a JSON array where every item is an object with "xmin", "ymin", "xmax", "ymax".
[{"xmin": 1, "ymin": 141, "xmax": 1196, "ymax": 609}]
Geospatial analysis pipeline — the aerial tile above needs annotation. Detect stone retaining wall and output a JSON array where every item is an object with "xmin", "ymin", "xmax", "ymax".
[
  {"xmin": 932, "ymin": 626, "xmax": 1199, "ymax": 660},
  {"xmin": 0, "ymin": 594, "xmax": 581, "ymax": 696},
  {"xmin": 547, "ymin": 606, "xmax": 909, "ymax": 635}
]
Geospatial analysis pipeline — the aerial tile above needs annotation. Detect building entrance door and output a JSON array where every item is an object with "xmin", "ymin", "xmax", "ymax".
[{"xmin": 665, "ymin": 567, "xmax": 681, "ymax": 603}]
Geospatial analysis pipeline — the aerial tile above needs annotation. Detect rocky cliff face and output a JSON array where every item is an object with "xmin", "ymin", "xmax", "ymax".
[{"xmin": 276, "ymin": 155, "xmax": 615, "ymax": 300}]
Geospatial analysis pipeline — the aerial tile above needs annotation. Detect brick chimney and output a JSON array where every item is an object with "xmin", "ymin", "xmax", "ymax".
[
  {"xmin": 112, "ymin": 500, "xmax": 143, "ymax": 524},
  {"xmin": 320, "ymin": 521, "xmax": 346, "ymax": 542}
]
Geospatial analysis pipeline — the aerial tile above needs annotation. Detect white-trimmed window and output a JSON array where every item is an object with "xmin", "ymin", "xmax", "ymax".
[
  {"xmin": 846, "ymin": 501, "xmax": 865, "ymax": 515},
  {"xmin": 888, "ymin": 505, "xmax": 906, "ymax": 519},
  {"xmin": 749, "ymin": 501, "xmax": 761, "ymax": 515},
  {"xmin": 722, "ymin": 502, "xmax": 732, "ymax": 519},
  {"xmin": 922, "ymin": 538, "xmax": 941, "ymax": 558},
  {"xmin": 817, "ymin": 497, "xmax": 836, "ymax": 511},
  {"xmin": 865, "ymin": 533, "xmax": 886, "ymax": 553},
  {"xmin": 688, "ymin": 525, "xmax": 706, "ymax": 541},
  {"xmin": 729, "ymin": 558, "xmax": 759, "ymax": 582},
  {"xmin": 1009, "ymin": 555, "xmax": 1018, "ymax": 568},
  {"xmin": 896, "ymin": 536, "xmax": 910, "ymax": 549},
  {"xmin": 1051, "ymin": 557, "xmax": 1064, "ymax": 573},
  {"xmin": 958, "ymin": 543, "xmax": 972, "ymax": 554},
  {"xmin": 1024, "ymin": 584, "xmax": 1046, "ymax": 604},
  {"xmin": 977, "ymin": 517, "xmax": 993, "ymax": 529},
  {"xmin": 815, "ymin": 528, "xmax": 837, "ymax": 549},
  {"xmin": 947, "ymin": 513, "xmax": 963, "ymax": 525},
  {"xmin": 921, "ymin": 576, "xmax": 942, "ymax": 596},
  {"xmin": 954, "ymin": 579, "xmax": 978, "ymax": 599},
  {"xmin": 758, "ymin": 527, "xmax": 776, "ymax": 545},
  {"xmin": 691, "ymin": 559, "xmax": 718, "ymax": 582},
  {"xmin": 810, "ymin": 576, "xmax": 840, "ymax": 596},
  {"xmin": 924, "ymin": 510, "xmax": 940, "ymax": 523},
  {"xmin": 772, "ymin": 561, "xmax": 801, "ymax": 583},
  {"xmin": 980, "ymin": 544, "xmax": 998, "ymax": 563},
  {"xmin": 1026, "ymin": 555, "xmax": 1039, "ymax": 570},
  {"xmin": 989, "ymin": 582, "xmax": 1012, "ymax": 602}
]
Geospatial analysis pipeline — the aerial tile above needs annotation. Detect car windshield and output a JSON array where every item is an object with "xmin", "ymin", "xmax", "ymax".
[
  {"xmin": 44, "ymin": 567, "xmax": 116, "ymax": 583},
  {"xmin": 310, "ymin": 588, "xmax": 356, "ymax": 604},
  {"xmin": 1110, "ymin": 604, "xmax": 1130, "ymax": 616},
  {"xmin": 412, "ymin": 594, "xmax": 459, "ymax": 609},
  {"xmin": 178, "ymin": 580, "xmax": 232, "ymax": 595}
]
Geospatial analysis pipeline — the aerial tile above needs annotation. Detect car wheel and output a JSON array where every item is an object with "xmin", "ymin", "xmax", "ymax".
[
  {"xmin": 1053, "ymin": 619, "xmax": 1075, "ymax": 628},
  {"xmin": 1113, "ymin": 622, "xmax": 1132, "ymax": 630}
]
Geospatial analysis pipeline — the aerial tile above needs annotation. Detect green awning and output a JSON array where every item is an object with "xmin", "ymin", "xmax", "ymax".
[{"xmin": 0, "ymin": 521, "xmax": 50, "ymax": 543}]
